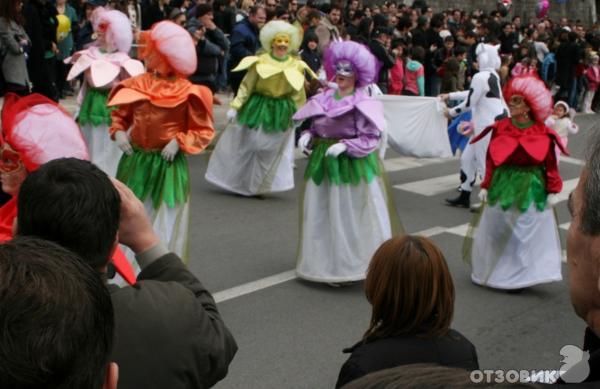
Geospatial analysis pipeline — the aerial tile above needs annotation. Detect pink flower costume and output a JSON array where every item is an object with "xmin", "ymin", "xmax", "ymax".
[
  {"xmin": 65, "ymin": 8, "xmax": 144, "ymax": 176},
  {"xmin": 292, "ymin": 41, "xmax": 402, "ymax": 283}
]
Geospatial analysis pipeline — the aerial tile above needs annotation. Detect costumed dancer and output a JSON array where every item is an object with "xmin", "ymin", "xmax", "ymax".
[
  {"xmin": 0, "ymin": 93, "xmax": 136, "ymax": 284},
  {"xmin": 292, "ymin": 41, "xmax": 402, "ymax": 284},
  {"xmin": 205, "ymin": 20, "xmax": 316, "ymax": 196},
  {"xmin": 107, "ymin": 21, "xmax": 215, "ymax": 261},
  {"xmin": 65, "ymin": 7, "xmax": 144, "ymax": 176},
  {"xmin": 467, "ymin": 76, "xmax": 566, "ymax": 290},
  {"xmin": 442, "ymin": 43, "xmax": 508, "ymax": 208},
  {"xmin": 546, "ymin": 101, "xmax": 578, "ymax": 161}
]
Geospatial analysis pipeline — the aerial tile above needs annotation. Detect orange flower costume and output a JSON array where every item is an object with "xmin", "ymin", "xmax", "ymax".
[{"xmin": 107, "ymin": 21, "xmax": 214, "ymax": 261}]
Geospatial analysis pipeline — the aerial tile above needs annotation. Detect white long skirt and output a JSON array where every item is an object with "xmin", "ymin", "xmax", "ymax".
[
  {"xmin": 470, "ymin": 203, "xmax": 562, "ymax": 289},
  {"xmin": 80, "ymin": 123, "xmax": 122, "ymax": 177},
  {"xmin": 205, "ymin": 122, "xmax": 295, "ymax": 196},
  {"xmin": 296, "ymin": 177, "xmax": 393, "ymax": 283},
  {"xmin": 144, "ymin": 198, "xmax": 190, "ymax": 262}
]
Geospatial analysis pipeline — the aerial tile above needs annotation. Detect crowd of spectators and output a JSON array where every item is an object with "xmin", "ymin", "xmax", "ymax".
[{"xmin": 2, "ymin": 0, "xmax": 600, "ymax": 112}]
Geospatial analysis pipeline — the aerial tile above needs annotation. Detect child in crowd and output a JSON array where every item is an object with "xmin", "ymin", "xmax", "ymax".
[
  {"xmin": 441, "ymin": 57, "xmax": 459, "ymax": 94},
  {"xmin": 511, "ymin": 57, "xmax": 537, "ymax": 77},
  {"xmin": 583, "ymin": 54, "xmax": 600, "ymax": 114},
  {"xmin": 388, "ymin": 38, "xmax": 405, "ymax": 95},
  {"xmin": 547, "ymin": 101, "xmax": 578, "ymax": 161},
  {"xmin": 403, "ymin": 46, "xmax": 425, "ymax": 96},
  {"xmin": 454, "ymin": 45, "xmax": 467, "ymax": 90},
  {"xmin": 300, "ymin": 31, "xmax": 322, "ymax": 97}
]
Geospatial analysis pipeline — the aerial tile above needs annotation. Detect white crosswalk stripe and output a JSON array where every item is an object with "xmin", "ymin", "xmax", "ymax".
[{"xmin": 394, "ymin": 173, "xmax": 461, "ymax": 196}]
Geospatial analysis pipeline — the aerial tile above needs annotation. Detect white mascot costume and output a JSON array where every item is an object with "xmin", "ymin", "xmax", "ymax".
[{"xmin": 445, "ymin": 43, "xmax": 508, "ymax": 208}]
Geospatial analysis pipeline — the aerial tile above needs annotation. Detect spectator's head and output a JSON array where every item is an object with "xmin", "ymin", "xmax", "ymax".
[
  {"xmin": 444, "ymin": 57, "xmax": 459, "ymax": 75},
  {"xmin": 248, "ymin": 5, "xmax": 266, "ymax": 28},
  {"xmin": 327, "ymin": 3, "xmax": 342, "ymax": 26},
  {"xmin": 287, "ymin": 0, "xmax": 297, "ymax": 13},
  {"xmin": 0, "ymin": 0, "xmax": 25, "ymax": 24},
  {"xmin": 195, "ymin": 3, "xmax": 213, "ymax": 18},
  {"xmin": 357, "ymin": 17, "xmax": 373, "ymax": 38},
  {"xmin": 363, "ymin": 235, "xmax": 454, "ymax": 341},
  {"xmin": 0, "ymin": 236, "xmax": 116, "ymax": 389},
  {"xmin": 443, "ymin": 35, "xmax": 454, "ymax": 50},
  {"xmin": 408, "ymin": 45, "xmax": 425, "ymax": 63},
  {"xmin": 170, "ymin": 8, "xmax": 187, "ymax": 26},
  {"xmin": 567, "ymin": 133, "xmax": 600, "ymax": 337},
  {"xmin": 302, "ymin": 30, "xmax": 318, "ymax": 51},
  {"xmin": 17, "ymin": 158, "xmax": 120, "ymax": 271},
  {"xmin": 306, "ymin": 9, "xmax": 321, "ymax": 27},
  {"xmin": 265, "ymin": 0, "xmax": 277, "ymax": 12},
  {"xmin": 454, "ymin": 45, "xmax": 466, "ymax": 60},
  {"xmin": 416, "ymin": 15, "xmax": 427, "ymax": 28},
  {"xmin": 372, "ymin": 25, "xmax": 391, "ymax": 42}
]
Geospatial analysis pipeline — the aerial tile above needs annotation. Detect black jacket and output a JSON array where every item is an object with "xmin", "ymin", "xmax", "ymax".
[
  {"xmin": 108, "ymin": 253, "xmax": 238, "ymax": 389},
  {"xmin": 335, "ymin": 329, "xmax": 479, "ymax": 388}
]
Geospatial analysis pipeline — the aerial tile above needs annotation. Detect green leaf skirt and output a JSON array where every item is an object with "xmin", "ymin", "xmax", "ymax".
[
  {"xmin": 304, "ymin": 138, "xmax": 381, "ymax": 186},
  {"xmin": 78, "ymin": 88, "xmax": 115, "ymax": 127},
  {"xmin": 488, "ymin": 165, "xmax": 547, "ymax": 213},
  {"xmin": 237, "ymin": 93, "xmax": 296, "ymax": 133},
  {"xmin": 116, "ymin": 147, "xmax": 189, "ymax": 210}
]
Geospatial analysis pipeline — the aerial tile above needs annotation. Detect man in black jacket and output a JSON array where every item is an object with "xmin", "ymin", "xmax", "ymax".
[
  {"xmin": 23, "ymin": 0, "xmax": 59, "ymax": 101},
  {"xmin": 16, "ymin": 158, "xmax": 238, "ymax": 389},
  {"xmin": 369, "ymin": 26, "xmax": 394, "ymax": 93}
]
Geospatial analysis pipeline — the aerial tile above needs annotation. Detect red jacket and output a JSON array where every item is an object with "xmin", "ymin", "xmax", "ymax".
[{"xmin": 388, "ymin": 58, "xmax": 404, "ymax": 95}]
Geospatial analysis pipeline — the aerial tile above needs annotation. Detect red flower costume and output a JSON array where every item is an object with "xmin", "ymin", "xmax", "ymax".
[
  {"xmin": 0, "ymin": 93, "xmax": 136, "ymax": 284},
  {"xmin": 467, "ymin": 76, "xmax": 566, "ymax": 290}
]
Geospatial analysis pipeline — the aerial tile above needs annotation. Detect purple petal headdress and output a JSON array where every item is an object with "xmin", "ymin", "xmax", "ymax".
[{"xmin": 323, "ymin": 41, "xmax": 378, "ymax": 88}]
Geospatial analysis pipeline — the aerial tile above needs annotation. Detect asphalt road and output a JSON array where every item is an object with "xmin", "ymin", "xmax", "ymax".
[{"xmin": 61, "ymin": 95, "xmax": 600, "ymax": 388}]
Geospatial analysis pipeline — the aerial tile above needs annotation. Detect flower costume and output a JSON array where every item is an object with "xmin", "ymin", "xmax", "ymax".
[
  {"xmin": 466, "ymin": 76, "xmax": 566, "ymax": 290},
  {"xmin": 66, "ymin": 8, "xmax": 144, "ymax": 176},
  {"xmin": 205, "ymin": 21, "xmax": 315, "ymax": 196},
  {"xmin": 292, "ymin": 41, "xmax": 402, "ymax": 283},
  {"xmin": 107, "ymin": 21, "xmax": 215, "ymax": 262},
  {"xmin": 0, "ymin": 93, "xmax": 136, "ymax": 284}
]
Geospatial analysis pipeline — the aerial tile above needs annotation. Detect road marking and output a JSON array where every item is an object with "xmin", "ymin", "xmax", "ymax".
[
  {"xmin": 383, "ymin": 156, "xmax": 457, "ymax": 172},
  {"xmin": 394, "ymin": 173, "xmax": 461, "ymax": 196},
  {"xmin": 560, "ymin": 222, "xmax": 571, "ymax": 230},
  {"xmin": 213, "ymin": 186, "xmax": 577, "ymax": 304},
  {"xmin": 561, "ymin": 156, "xmax": 584, "ymax": 166},
  {"xmin": 214, "ymin": 270, "xmax": 297, "ymax": 303},
  {"xmin": 557, "ymin": 178, "xmax": 579, "ymax": 202}
]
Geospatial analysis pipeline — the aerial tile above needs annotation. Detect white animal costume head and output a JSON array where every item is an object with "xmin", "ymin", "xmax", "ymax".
[{"xmin": 476, "ymin": 43, "xmax": 501, "ymax": 71}]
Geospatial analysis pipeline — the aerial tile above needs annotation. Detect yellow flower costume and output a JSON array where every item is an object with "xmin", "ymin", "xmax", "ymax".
[{"xmin": 206, "ymin": 21, "xmax": 315, "ymax": 196}]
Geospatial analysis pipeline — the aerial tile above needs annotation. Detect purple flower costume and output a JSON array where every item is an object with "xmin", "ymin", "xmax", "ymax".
[{"xmin": 293, "ymin": 41, "xmax": 402, "ymax": 283}]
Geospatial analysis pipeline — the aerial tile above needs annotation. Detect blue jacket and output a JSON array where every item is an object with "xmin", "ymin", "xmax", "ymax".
[{"xmin": 228, "ymin": 18, "xmax": 260, "ymax": 70}]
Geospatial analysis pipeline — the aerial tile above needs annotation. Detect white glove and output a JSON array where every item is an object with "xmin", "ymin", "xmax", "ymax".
[
  {"xmin": 226, "ymin": 108, "xmax": 237, "ymax": 122},
  {"xmin": 161, "ymin": 139, "xmax": 180, "ymax": 162},
  {"xmin": 298, "ymin": 132, "xmax": 312, "ymax": 154},
  {"xmin": 478, "ymin": 189, "xmax": 488, "ymax": 202},
  {"xmin": 114, "ymin": 131, "xmax": 133, "ymax": 155},
  {"xmin": 325, "ymin": 143, "xmax": 347, "ymax": 158},
  {"xmin": 546, "ymin": 193, "xmax": 559, "ymax": 208}
]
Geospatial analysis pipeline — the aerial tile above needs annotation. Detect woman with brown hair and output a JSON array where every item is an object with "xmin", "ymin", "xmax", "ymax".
[{"xmin": 335, "ymin": 235, "xmax": 479, "ymax": 388}]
